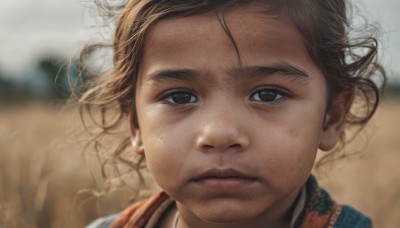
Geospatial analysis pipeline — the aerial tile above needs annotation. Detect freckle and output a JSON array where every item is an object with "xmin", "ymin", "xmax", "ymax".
[{"xmin": 290, "ymin": 129, "xmax": 298, "ymax": 137}]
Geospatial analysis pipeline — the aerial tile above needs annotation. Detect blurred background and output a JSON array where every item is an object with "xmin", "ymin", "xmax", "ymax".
[{"xmin": 0, "ymin": 0, "xmax": 399, "ymax": 227}]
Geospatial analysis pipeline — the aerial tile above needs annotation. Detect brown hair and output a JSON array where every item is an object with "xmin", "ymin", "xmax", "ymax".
[{"xmin": 78, "ymin": 0, "xmax": 386, "ymax": 193}]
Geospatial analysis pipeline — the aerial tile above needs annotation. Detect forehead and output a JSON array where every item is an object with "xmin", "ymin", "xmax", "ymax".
[{"xmin": 139, "ymin": 2, "xmax": 321, "ymax": 80}]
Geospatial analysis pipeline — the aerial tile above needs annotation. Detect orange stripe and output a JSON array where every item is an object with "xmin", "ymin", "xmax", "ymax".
[{"xmin": 111, "ymin": 192, "xmax": 170, "ymax": 228}]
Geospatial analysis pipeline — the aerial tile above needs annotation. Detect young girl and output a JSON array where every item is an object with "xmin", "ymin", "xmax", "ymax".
[{"xmin": 83, "ymin": 0, "xmax": 386, "ymax": 227}]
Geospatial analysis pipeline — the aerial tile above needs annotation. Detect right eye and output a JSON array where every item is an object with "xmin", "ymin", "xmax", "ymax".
[{"xmin": 163, "ymin": 91, "xmax": 198, "ymax": 104}]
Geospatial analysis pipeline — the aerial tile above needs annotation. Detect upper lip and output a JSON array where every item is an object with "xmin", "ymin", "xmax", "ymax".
[{"xmin": 193, "ymin": 168, "xmax": 256, "ymax": 181}]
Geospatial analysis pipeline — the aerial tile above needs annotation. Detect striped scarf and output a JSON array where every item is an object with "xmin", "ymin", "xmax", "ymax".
[{"xmin": 110, "ymin": 175, "xmax": 368, "ymax": 228}]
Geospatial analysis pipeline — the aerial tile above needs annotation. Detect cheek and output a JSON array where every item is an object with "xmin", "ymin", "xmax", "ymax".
[
  {"xmin": 264, "ymin": 128, "xmax": 319, "ymax": 170},
  {"xmin": 139, "ymin": 116, "xmax": 192, "ymax": 189},
  {"xmin": 142, "ymin": 137, "xmax": 179, "ymax": 191},
  {"xmin": 254, "ymin": 110, "xmax": 324, "ymax": 185},
  {"xmin": 141, "ymin": 129, "xmax": 174, "ymax": 172},
  {"xmin": 253, "ymin": 130, "xmax": 318, "ymax": 192}
]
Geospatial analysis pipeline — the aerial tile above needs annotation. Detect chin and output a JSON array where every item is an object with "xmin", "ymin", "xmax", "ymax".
[
  {"xmin": 198, "ymin": 208, "xmax": 258, "ymax": 224},
  {"xmin": 203, "ymin": 216, "xmax": 246, "ymax": 224}
]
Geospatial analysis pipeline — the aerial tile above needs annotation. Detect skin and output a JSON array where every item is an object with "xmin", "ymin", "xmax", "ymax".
[{"xmin": 132, "ymin": 3, "xmax": 350, "ymax": 228}]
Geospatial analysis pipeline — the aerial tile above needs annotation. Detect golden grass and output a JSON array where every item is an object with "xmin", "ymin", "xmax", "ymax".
[
  {"xmin": 315, "ymin": 99, "xmax": 400, "ymax": 228},
  {"xmin": 0, "ymin": 100, "xmax": 399, "ymax": 227}
]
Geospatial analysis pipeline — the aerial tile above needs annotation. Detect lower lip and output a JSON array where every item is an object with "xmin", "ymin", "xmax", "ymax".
[{"xmin": 194, "ymin": 177, "xmax": 256, "ymax": 190}]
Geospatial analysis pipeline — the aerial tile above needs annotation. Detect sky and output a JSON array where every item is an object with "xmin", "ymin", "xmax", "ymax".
[
  {"xmin": 0, "ymin": 0, "xmax": 99, "ymax": 76},
  {"xmin": 0, "ymin": 0, "xmax": 399, "ymax": 80}
]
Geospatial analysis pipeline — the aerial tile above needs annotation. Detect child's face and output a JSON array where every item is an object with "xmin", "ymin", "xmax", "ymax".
[{"xmin": 133, "ymin": 3, "xmax": 342, "ymax": 226}]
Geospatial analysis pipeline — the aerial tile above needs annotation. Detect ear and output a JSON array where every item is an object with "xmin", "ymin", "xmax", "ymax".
[
  {"xmin": 130, "ymin": 112, "xmax": 144, "ymax": 155},
  {"xmin": 319, "ymin": 90, "xmax": 354, "ymax": 151}
]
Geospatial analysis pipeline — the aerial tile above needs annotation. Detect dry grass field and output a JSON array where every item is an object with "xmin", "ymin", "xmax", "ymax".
[{"xmin": 0, "ymin": 99, "xmax": 399, "ymax": 228}]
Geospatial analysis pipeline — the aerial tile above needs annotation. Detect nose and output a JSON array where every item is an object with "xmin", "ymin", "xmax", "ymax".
[{"xmin": 195, "ymin": 108, "xmax": 249, "ymax": 153}]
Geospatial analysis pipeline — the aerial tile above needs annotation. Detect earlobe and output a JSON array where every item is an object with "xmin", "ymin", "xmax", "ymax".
[
  {"xmin": 319, "ymin": 90, "xmax": 354, "ymax": 151},
  {"xmin": 130, "ymin": 113, "xmax": 144, "ymax": 155},
  {"xmin": 131, "ymin": 130, "xmax": 144, "ymax": 155}
]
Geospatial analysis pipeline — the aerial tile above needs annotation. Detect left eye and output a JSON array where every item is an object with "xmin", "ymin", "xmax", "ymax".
[
  {"xmin": 164, "ymin": 91, "xmax": 198, "ymax": 104},
  {"xmin": 250, "ymin": 89, "xmax": 283, "ymax": 102}
]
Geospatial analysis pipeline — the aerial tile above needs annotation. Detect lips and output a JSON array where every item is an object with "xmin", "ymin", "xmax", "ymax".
[
  {"xmin": 194, "ymin": 168, "xmax": 255, "ymax": 180},
  {"xmin": 192, "ymin": 168, "xmax": 257, "ymax": 189}
]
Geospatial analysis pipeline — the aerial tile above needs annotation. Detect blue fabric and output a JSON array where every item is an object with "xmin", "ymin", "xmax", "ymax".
[
  {"xmin": 86, "ymin": 213, "xmax": 120, "ymax": 228},
  {"xmin": 334, "ymin": 205, "xmax": 372, "ymax": 228}
]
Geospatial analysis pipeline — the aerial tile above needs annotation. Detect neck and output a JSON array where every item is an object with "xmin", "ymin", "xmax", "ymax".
[{"xmin": 175, "ymin": 189, "xmax": 301, "ymax": 228}]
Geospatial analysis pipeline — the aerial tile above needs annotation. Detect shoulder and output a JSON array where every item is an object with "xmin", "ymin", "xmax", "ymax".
[
  {"xmin": 85, "ymin": 199, "xmax": 147, "ymax": 228},
  {"xmin": 334, "ymin": 205, "xmax": 372, "ymax": 228},
  {"xmin": 86, "ymin": 213, "xmax": 121, "ymax": 228},
  {"xmin": 295, "ymin": 175, "xmax": 372, "ymax": 228},
  {"xmin": 85, "ymin": 192, "xmax": 170, "ymax": 228}
]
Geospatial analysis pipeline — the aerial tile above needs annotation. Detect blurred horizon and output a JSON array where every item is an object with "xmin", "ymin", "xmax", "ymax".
[
  {"xmin": 1, "ymin": 0, "xmax": 398, "ymax": 103},
  {"xmin": 0, "ymin": 0, "xmax": 399, "ymax": 80},
  {"xmin": 0, "ymin": 0, "xmax": 99, "ymax": 77}
]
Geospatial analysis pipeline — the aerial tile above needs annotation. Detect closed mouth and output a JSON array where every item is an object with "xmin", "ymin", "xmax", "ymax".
[
  {"xmin": 193, "ymin": 168, "xmax": 256, "ymax": 181},
  {"xmin": 191, "ymin": 168, "xmax": 257, "ymax": 189}
]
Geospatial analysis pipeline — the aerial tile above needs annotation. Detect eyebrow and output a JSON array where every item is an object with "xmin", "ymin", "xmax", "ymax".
[
  {"xmin": 242, "ymin": 64, "xmax": 309, "ymax": 78},
  {"xmin": 146, "ymin": 68, "xmax": 199, "ymax": 83},
  {"xmin": 145, "ymin": 63, "xmax": 309, "ymax": 84}
]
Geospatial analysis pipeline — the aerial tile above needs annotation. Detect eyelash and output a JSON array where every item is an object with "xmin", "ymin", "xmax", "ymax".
[
  {"xmin": 249, "ymin": 87, "xmax": 289, "ymax": 103},
  {"xmin": 159, "ymin": 87, "xmax": 290, "ymax": 105},
  {"xmin": 160, "ymin": 89, "xmax": 198, "ymax": 105}
]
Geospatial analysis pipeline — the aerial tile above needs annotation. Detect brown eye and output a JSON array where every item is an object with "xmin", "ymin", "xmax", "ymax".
[
  {"xmin": 165, "ymin": 91, "xmax": 198, "ymax": 104},
  {"xmin": 250, "ymin": 89, "xmax": 282, "ymax": 102}
]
